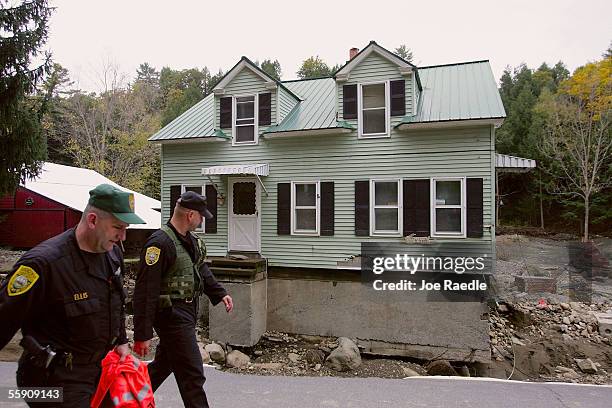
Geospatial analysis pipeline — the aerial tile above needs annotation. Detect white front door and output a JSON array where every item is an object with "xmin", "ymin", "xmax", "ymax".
[{"xmin": 228, "ymin": 178, "xmax": 260, "ymax": 252}]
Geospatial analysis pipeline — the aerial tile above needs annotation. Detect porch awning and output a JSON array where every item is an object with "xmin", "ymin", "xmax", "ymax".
[
  {"xmin": 201, "ymin": 163, "xmax": 269, "ymax": 176},
  {"xmin": 495, "ymin": 154, "xmax": 536, "ymax": 173}
]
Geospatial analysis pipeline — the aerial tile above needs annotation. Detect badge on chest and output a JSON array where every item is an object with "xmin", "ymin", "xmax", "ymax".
[{"xmin": 73, "ymin": 292, "xmax": 89, "ymax": 301}]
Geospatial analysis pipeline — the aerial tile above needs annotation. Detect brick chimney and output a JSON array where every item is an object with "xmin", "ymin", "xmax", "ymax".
[{"xmin": 349, "ymin": 47, "xmax": 359, "ymax": 60}]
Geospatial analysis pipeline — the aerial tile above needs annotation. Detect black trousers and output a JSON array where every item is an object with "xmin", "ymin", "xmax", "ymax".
[
  {"xmin": 16, "ymin": 354, "xmax": 102, "ymax": 408},
  {"xmin": 149, "ymin": 300, "xmax": 209, "ymax": 408}
]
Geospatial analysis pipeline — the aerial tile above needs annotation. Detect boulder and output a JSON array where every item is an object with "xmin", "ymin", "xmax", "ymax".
[
  {"xmin": 226, "ymin": 350, "xmax": 250, "ymax": 369},
  {"xmin": 204, "ymin": 343, "xmax": 226, "ymax": 363},
  {"xmin": 427, "ymin": 360, "xmax": 458, "ymax": 376},
  {"xmin": 304, "ymin": 349, "xmax": 326, "ymax": 366},
  {"xmin": 325, "ymin": 337, "xmax": 361, "ymax": 372}
]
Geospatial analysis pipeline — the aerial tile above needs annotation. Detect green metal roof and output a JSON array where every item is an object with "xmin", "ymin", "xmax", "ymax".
[
  {"xmin": 264, "ymin": 78, "xmax": 346, "ymax": 134},
  {"xmin": 149, "ymin": 59, "xmax": 505, "ymax": 142},
  {"xmin": 399, "ymin": 60, "xmax": 506, "ymax": 125},
  {"xmin": 149, "ymin": 94, "xmax": 223, "ymax": 141}
]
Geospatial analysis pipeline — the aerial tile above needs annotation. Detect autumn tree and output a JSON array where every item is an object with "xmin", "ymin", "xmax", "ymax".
[
  {"xmin": 538, "ymin": 57, "xmax": 611, "ymax": 241},
  {"xmin": 0, "ymin": 0, "xmax": 53, "ymax": 195}
]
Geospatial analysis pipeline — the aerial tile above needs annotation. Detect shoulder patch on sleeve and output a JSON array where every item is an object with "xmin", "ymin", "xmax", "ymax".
[
  {"xmin": 145, "ymin": 246, "xmax": 161, "ymax": 266},
  {"xmin": 7, "ymin": 265, "xmax": 40, "ymax": 296}
]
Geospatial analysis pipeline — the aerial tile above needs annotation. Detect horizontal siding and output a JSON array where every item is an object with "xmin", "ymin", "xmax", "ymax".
[
  {"xmin": 339, "ymin": 52, "xmax": 413, "ymax": 128},
  {"xmin": 162, "ymin": 125, "xmax": 494, "ymax": 269},
  {"xmin": 215, "ymin": 68, "xmax": 276, "ymax": 134},
  {"xmin": 277, "ymin": 86, "xmax": 299, "ymax": 124}
]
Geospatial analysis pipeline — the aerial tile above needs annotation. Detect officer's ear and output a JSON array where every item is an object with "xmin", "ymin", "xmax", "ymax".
[{"xmin": 85, "ymin": 212, "xmax": 98, "ymax": 229}]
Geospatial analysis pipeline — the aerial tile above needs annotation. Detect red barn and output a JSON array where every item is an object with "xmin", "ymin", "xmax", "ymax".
[{"xmin": 0, "ymin": 163, "xmax": 161, "ymax": 250}]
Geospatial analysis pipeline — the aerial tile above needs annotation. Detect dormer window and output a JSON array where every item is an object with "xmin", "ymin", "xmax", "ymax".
[
  {"xmin": 357, "ymin": 82, "xmax": 390, "ymax": 138},
  {"xmin": 233, "ymin": 95, "xmax": 258, "ymax": 145}
]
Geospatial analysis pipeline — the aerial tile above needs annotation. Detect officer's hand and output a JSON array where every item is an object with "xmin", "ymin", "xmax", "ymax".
[
  {"xmin": 222, "ymin": 295, "xmax": 233, "ymax": 313},
  {"xmin": 114, "ymin": 343, "xmax": 130, "ymax": 362},
  {"xmin": 133, "ymin": 340, "xmax": 151, "ymax": 358}
]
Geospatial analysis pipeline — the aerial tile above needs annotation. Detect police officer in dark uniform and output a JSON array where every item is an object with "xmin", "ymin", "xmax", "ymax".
[
  {"xmin": 133, "ymin": 191, "xmax": 233, "ymax": 408},
  {"xmin": 0, "ymin": 184, "xmax": 145, "ymax": 407}
]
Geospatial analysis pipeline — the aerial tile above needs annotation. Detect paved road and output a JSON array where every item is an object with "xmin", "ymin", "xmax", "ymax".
[{"xmin": 1, "ymin": 362, "xmax": 611, "ymax": 408}]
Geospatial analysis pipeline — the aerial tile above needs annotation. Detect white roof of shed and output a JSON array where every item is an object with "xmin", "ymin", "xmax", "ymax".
[{"xmin": 23, "ymin": 163, "xmax": 161, "ymax": 230}]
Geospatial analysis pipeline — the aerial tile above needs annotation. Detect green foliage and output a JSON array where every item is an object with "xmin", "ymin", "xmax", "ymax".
[
  {"xmin": 394, "ymin": 45, "xmax": 414, "ymax": 62},
  {"xmin": 297, "ymin": 56, "xmax": 334, "ymax": 79},
  {"xmin": 258, "ymin": 59, "xmax": 282, "ymax": 80},
  {"xmin": 0, "ymin": 0, "xmax": 53, "ymax": 195}
]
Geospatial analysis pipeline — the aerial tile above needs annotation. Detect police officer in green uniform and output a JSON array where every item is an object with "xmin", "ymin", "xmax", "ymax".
[
  {"xmin": 133, "ymin": 191, "xmax": 232, "ymax": 408},
  {"xmin": 0, "ymin": 184, "xmax": 145, "ymax": 407}
]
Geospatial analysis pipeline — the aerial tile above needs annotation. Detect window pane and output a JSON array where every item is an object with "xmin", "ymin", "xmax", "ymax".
[
  {"xmin": 236, "ymin": 96, "xmax": 254, "ymax": 103},
  {"xmin": 436, "ymin": 181, "xmax": 461, "ymax": 205},
  {"xmin": 375, "ymin": 208, "xmax": 398, "ymax": 231},
  {"xmin": 362, "ymin": 84, "xmax": 385, "ymax": 109},
  {"xmin": 236, "ymin": 99, "xmax": 254, "ymax": 119},
  {"xmin": 363, "ymin": 109, "xmax": 386, "ymax": 134},
  {"xmin": 235, "ymin": 125, "xmax": 254, "ymax": 142},
  {"xmin": 233, "ymin": 182, "xmax": 256, "ymax": 215},
  {"xmin": 185, "ymin": 186, "xmax": 202, "ymax": 194},
  {"xmin": 295, "ymin": 184, "xmax": 316, "ymax": 206},
  {"xmin": 296, "ymin": 209, "xmax": 316, "ymax": 230},
  {"xmin": 375, "ymin": 182, "xmax": 398, "ymax": 206},
  {"xmin": 436, "ymin": 208, "xmax": 461, "ymax": 232}
]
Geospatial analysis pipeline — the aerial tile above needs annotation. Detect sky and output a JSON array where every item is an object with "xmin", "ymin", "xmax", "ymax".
[{"xmin": 44, "ymin": 0, "xmax": 611, "ymax": 92}]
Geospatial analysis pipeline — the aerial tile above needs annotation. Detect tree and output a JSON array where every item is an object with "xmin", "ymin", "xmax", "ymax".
[
  {"xmin": 297, "ymin": 56, "xmax": 333, "ymax": 79},
  {"xmin": 537, "ymin": 57, "xmax": 612, "ymax": 241},
  {"xmin": 0, "ymin": 0, "xmax": 53, "ymax": 195},
  {"xmin": 259, "ymin": 59, "xmax": 282, "ymax": 80},
  {"xmin": 394, "ymin": 45, "xmax": 414, "ymax": 63}
]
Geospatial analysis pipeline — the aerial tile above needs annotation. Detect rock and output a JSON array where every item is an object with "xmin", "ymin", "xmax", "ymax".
[
  {"xmin": 201, "ymin": 349, "xmax": 211, "ymax": 364},
  {"xmin": 426, "ymin": 360, "xmax": 458, "ymax": 376},
  {"xmin": 254, "ymin": 350, "xmax": 263, "ymax": 356},
  {"xmin": 402, "ymin": 367, "xmax": 420, "ymax": 377},
  {"xmin": 325, "ymin": 337, "xmax": 361, "ymax": 372},
  {"xmin": 497, "ymin": 303, "xmax": 509, "ymax": 313},
  {"xmin": 304, "ymin": 349, "xmax": 326, "ymax": 366},
  {"xmin": 204, "ymin": 343, "xmax": 225, "ymax": 363},
  {"xmin": 288, "ymin": 353, "xmax": 300, "ymax": 364},
  {"xmin": 562, "ymin": 317, "xmax": 571, "ymax": 325},
  {"xmin": 457, "ymin": 365, "xmax": 471, "ymax": 377},
  {"xmin": 560, "ymin": 303, "xmax": 570, "ymax": 310},
  {"xmin": 252, "ymin": 362, "xmax": 283, "ymax": 371},
  {"xmin": 314, "ymin": 363, "xmax": 322, "ymax": 371},
  {"xmin": 575, "ymin": 358, "xmax": 598, "ymax": 374},
  {"xmin": 226, "ymin": 350, "xmax": 250, "ymax": 369},
  {"xmin": 559, "ymin": 324, "xmax": 568, "ymax": 333}
]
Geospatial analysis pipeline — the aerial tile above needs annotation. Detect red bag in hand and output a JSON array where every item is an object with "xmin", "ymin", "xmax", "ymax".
[{"xmin": 91, "ymin": 350, "xmax": 155, "ymax": 408}]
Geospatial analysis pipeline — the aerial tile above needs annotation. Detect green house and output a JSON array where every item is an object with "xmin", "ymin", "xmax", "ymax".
[{"xmin": 150, "ymin": 41, "xmax": 506, "ymax": 361}]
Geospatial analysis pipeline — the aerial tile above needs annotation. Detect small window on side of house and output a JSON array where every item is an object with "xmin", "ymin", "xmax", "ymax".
[
  {"xmin": 431, "ymin": 178, "xmax": 466, "ymax": 238},
  {"xmin": 359, "ymin": 82, "xmax": 389, "ymax": 138},
  {"xmin": 234, "ymin": 95, "xmax": 257, "ymax": 144},
  {"xmin": 292, "ymin": 181, "xmax": 319, "ymax": 235},
  {"xmin": 370, "ymin": 179, "xmax": 401, "ymax": 235}
]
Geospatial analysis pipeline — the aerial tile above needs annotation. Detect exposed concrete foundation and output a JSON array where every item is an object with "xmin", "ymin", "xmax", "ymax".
[
  {"xmin": 266, "ymin": 275, "xmax": 490, "ymax": 363},
  {"xmin": 209, "ymin": 271, "xmax": 267, "ymax": 347}
]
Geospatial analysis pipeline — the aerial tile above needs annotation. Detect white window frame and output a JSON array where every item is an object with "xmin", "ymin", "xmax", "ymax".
[
  {"xmin": 370, "ymin": 179, "xmax": 402, "ymax": 236},
  {"xmin": 232, "ymin": 94, "xmax": 259, "ymax": 146},
  {"xmin": 358, "ymin": 81, "xmax": 390, "ymax": 138},
  {"xmin": 291, "ymin": 181, "xmax": 320, "ymax": 236},
  {"xmin": 430, "ymin": 177, "xmax": 466, "ymax": 238},
  {"xmin": 181, "ymin": 184, "xmax": 209, "ymax": 232}
]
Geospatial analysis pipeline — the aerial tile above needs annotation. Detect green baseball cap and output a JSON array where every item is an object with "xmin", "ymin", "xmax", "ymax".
[{"xmin": 88, "ymin": 184, "xmax": 146, "ymax": 224}]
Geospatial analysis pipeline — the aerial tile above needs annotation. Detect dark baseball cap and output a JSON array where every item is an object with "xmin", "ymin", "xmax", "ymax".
[
  {"xmin": 88, "ymin": 184, "xmax": 146, "ymax": 224},
  {"xmin": 178, "ymin": 191, "xmax": 214, "ymax": 220}
]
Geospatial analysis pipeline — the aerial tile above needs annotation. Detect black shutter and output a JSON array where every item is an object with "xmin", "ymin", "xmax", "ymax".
[
  {"xmin": 220, "ymin": 97, "xmax": 232, "ymax": 128},
  {"xmin": 170, "ymin": 185, "xmax": 182, "ymax": 219},
  {"xmin": 467, "ymin": 178, "xmax": 484, "ymax": 238},
  {"xmin": 343, "ymin": 84, "xmax": 357, "ymax": 120},
  {"xmin": 277, "ymin": 183, "xmax": 291, "ymax": 235},
  {"xmin": 390, "ymin": 80, "xmax": 405, "ymax": 117},
  {"xmin": 403, "ymin": 179, "xmax": 430, "ymax": 237},
  {"xmin": 321, "ymin": 182, "xmax": 334, "ymax": 236},
  {"xmin": 205, "ymin": 185, "xmax": 217, "ymax": 233},
  {"xmin": 258, "ymin": 93, "xmax": 272, "ymax": 126},
  {"xmin": 354, "ymin": 181, "xmax": 369, "ymax": 236}
]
